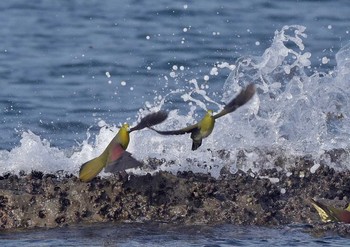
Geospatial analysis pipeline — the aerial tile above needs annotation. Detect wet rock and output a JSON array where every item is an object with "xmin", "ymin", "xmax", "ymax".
[{"xmin": 1, "ymin": 161, "xmax": 350, "ymax": 237}]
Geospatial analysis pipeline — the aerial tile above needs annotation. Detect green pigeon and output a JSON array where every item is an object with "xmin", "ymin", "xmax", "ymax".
[
  {"xmin": 79, "ymin": 111, "xmax": 168, "ymax": 182},
  {"xmin": 150, "ymin": 84, "xmax": 256, "ymax": 150}
]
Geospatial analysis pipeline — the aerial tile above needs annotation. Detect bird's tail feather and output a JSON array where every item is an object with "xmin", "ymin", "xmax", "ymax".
[
  {"xmin": 192, "ymin": 140, "xmax": 202, "ymax": 150},
  {"xmin": 79, "ymin": 156, "xmax": 105, "ymax": 182}
]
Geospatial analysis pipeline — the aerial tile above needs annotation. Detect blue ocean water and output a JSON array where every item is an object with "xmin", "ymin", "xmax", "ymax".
[
  {"xmin": 0, "ymin": 223, "xmax": 348, "ymax": 247},
  {"xmin": 1, "ymin": 0, "xmax": 350, "ymax": 245},
  {"xmin": 1, "ymin": 0, "xmax": 349, "ymax": 151}
]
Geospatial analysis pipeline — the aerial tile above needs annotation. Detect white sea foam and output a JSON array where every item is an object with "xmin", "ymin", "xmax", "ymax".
[{"xmin": 1, "ymin": 25, "xmax": 350, "ymax": 177}]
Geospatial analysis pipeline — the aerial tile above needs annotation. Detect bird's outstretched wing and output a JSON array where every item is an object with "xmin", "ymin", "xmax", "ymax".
[
  {"xmin": 105, "ymin": 151, "xmax": 143, "ymax": 173},
  {"xmin": 213, "ymin": 83, "xmax": 256, "ymax": 119},
  {"xmin": 150, "ymin": 123, "xmax": 199, "ymax": 135},
  {"xmin": 129, "ymin": 111, "xmax": 168, "ymax": 132}
]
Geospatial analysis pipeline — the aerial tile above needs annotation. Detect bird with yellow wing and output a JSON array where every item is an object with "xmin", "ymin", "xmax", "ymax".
[
  {"xmin": 150, "ymin": 84, "xmax": 256, "ymax": 150},
  {"xmin": 79, "ymin": 111, "xmax": 168, "ymax": 182},
  {"xmin": 310, "ymin": 198, "xmax": 350, "ymax": 223}
]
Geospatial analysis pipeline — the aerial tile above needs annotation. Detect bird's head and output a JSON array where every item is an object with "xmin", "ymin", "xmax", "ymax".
[
  {"xmin": 121, "ymin": 123, "xmax": 130, "ymax": 132},
  {"xmin": 207, "ymin": 110, "xmax": 214, "ymax": 116}
]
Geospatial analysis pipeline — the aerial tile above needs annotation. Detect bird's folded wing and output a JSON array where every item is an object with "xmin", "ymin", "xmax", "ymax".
[
  {"xmin": 130, "ymin": 111, "xmax": 168, "ymax": 132},
  {"xmin": 310, "ymin": 198, "xmax": 338, "ymax": 222},
  {"xmin": 106, "ymin": 143, "xmax": 125, "ymax": 164},
  {"xmin": 104, "ymin": 151, "xmax": 143, "ymax": 173},
  {"xmin": 214, "ymin": 83, "xmax": 256, "ymax": 119},
  {"xmin": 150, "ymin": 123, "xmax": 198, "ymax": 135}
]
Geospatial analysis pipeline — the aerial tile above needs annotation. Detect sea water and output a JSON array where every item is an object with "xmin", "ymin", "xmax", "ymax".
[
  {"xmin": 0, "ymin": 223, "xmax": 348, "ymax": 247},
  {"xmin": 1, "ymin": 0, "xmax": 350, "ymax": 245}
]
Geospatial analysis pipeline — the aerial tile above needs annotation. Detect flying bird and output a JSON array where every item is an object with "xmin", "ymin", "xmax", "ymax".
[
  {"xmin": 310, "ymin": 198, "xmax": 350, "ymax": 223},
  {"xmin": 150, "ymin": 84, "xmax": 256, "ymax": 150},
  {"xmin": 79, "ymin": 111, "xmax": 168, "ymax": 182}
]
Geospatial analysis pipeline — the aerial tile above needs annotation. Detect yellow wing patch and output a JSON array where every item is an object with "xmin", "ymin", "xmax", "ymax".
[
  {"xmin": 310, "ymin": 199, "xmax": 341, "ymax": 223},
  {"xmin": 310, "ymin": 200, "xmax": 333, "ymax": 223}
]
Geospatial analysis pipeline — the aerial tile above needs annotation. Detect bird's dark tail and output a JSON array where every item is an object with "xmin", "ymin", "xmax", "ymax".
[
  {"xmin": 192, "ymin": 139, "xmax": 202, "ymax": 150},
  {"xmin": 105, "ymin": 151, "xmax": 143, "ymax": 173}
]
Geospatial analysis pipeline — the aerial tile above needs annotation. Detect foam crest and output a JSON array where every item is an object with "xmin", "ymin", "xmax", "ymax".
[{"xmin": 0, "ymin": 131, "xmax": 71, "ymax": 174}]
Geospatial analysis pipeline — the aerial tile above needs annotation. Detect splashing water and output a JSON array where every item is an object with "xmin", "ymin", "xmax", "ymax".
[
  {"xmin": 220, "ymin": 25, "xmax": 350, "ymax": 171},
  {"xmin": 1, "ymin": 25, "xmax": 350, "ymax": 177}
]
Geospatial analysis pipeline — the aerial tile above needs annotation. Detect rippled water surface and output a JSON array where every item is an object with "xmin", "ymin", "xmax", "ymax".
[
  {"xmin": 1, "ymin": 223, "xmax": 349, "ymax": 247},
  {"xmin": 1, "ymin": 0, "xmax": 350, "ymax": 151}
]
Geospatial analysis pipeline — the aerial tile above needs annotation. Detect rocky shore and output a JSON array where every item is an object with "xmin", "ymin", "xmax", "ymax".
[{"xmin": 1, "ymin": 156, "xmax": 350, "ymax": 237}]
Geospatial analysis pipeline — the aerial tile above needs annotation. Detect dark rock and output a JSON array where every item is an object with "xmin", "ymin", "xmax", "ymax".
[
  {"xmin": 1, "ymin": 157, "xmax": 350, "ymax": 237},
  {"xmin": 30, "ymin": 170, "xmax": 43, "ymax": 180}
]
